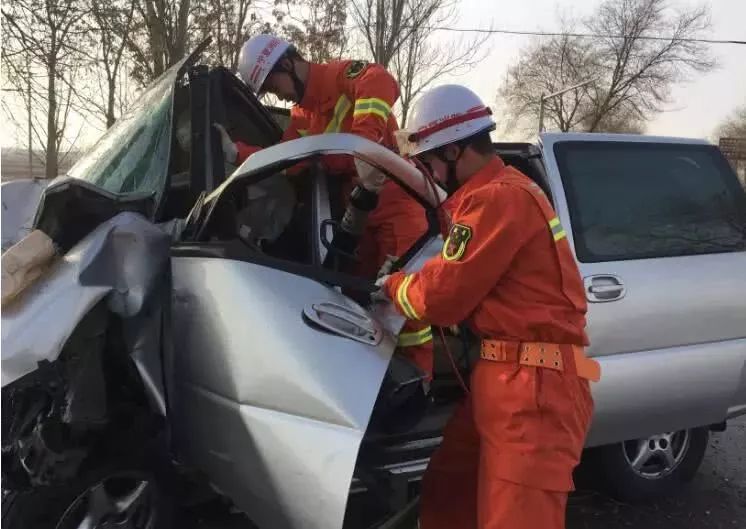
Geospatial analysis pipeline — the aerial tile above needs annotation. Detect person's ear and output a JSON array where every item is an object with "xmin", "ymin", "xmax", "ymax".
[{"xmin": 442, "ymin": 144, "xmax": 461, "ymax": 162}]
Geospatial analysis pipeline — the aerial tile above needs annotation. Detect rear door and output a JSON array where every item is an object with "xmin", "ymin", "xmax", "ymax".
[{"xmin": 541, "ymin": 135, "xmax": 746, "ymax": 446}]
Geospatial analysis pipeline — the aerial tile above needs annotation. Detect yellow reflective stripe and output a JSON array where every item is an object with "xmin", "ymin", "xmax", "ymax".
[
  {"xmin": 549, "ymin": 217, "xmax": 566, "ymax": 242},
  {"xmin": 353, "ymin": 98, "xmax": 392, "ymax": 121},
  {"xmin": 354, "ymin": 106, "xmax": 389, "ymax": 121},
  {"xmin": 324, "ymin": 95, "xmax": 352, "ymax": 133},
  {"xmin": 397, "ymin": 326, "xmax": 433, "ymax": 347},
  {"xmin": 396, "ymin": 275, "xmax": 420, "ymax": 320},
  {"xmin": 297, "ymin": 129, "xmax": 308, "ymax": 137},
  {"xmin": 354, "ymin": 97, "xmax": 392, "ymax": 114}
]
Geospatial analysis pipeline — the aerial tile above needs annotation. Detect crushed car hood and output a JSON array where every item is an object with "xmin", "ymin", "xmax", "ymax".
[{"xmin": 1, "ymin": 212, "xmax": 171, "ymax": 387}]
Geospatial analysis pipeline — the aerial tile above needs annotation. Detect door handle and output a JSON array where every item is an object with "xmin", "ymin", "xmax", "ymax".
[
  {"xmin": 584, "ymin": 275, "xmax": 626, "ymax": 303},
  {"xmin": 303, "ymin": 302, "xmax": 383, "ymax": 345}
]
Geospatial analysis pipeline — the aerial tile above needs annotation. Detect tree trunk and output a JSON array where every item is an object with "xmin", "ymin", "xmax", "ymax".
[
  {"xmin": 106, "ymin": 76, "xmax": 117, "ymax": 128},
  {"xmin": 172, "ymin": 0, "xmax": 191, "ymax": 64},
  {"xmin": 144, "ymin": 0, "xmax": 165, "ymax": 76},
  {"xmin": 46, "ymin": 59, "xmax": 58, "ymax": 179},
  {"xmin": 26, "ymin": 58, "xmax": 33, "ymax": 178}
]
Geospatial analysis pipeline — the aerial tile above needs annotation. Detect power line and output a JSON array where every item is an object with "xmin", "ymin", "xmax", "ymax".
[{"xmin": 416, "ymin": 25, "xmax": 746, "ymax": 45}]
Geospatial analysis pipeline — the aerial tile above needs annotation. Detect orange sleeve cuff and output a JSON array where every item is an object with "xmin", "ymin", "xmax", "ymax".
[{"xmin": 384, "ymin": 271, "xmax": 407, "ymax": 315}]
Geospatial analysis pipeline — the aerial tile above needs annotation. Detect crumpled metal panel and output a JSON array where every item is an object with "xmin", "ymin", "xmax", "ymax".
[
  {"xmin": 1, "ymin": 179, "xmax": 48, "ymax": 252},
  {"xmin": 1, "ymin": 212, "xmax": 170, "ymax": 386},
  {"xmin": 170, "ymin": 257, "xmax": 401, "ymax": 529}
]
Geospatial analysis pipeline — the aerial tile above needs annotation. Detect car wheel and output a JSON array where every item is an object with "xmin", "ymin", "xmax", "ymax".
[
  {"xmin": 590, "ymin": 427, "xmax": 709, "ymax": 501},
  {"xmin": 2, "ymin": 457, "xmax": 176, "ymax": 529}
]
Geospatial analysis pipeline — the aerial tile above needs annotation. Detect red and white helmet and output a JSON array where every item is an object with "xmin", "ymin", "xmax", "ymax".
[
  {"xmin": 406, "ymin": 85, "xmax": 495, "ymax": 156},
  {"xmin": 237, "ymin": 35, "xmax": 291, "ymax": 94}
]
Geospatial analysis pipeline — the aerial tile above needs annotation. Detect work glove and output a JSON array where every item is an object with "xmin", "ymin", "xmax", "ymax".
[
  {"xmin": 377, "ymin": 254, "xmax": 398, "ymax": 279},
  {"xmin": 213, "ymin": 123, "xmax": 238, "ymax": 164},
  {"xmin": 354, "ymin": 158, "xmax": 387, "ymax": 192},
  {"xmin": 371, "ymin": 274, "xmax": 391, "ymax": 303}
]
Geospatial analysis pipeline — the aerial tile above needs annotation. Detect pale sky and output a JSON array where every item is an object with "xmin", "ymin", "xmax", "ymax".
[
  {"xmin": 2, "ymin": 0, "xmax": 744, "ymax": 149},
  {"xmin": 439, "ymin": 0, "xmax": 746, "ymax": 141}
]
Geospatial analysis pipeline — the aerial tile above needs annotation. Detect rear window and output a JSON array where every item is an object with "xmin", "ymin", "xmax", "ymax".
[{"xmin": 554, "ymin": 141, "xmax": 746, "ymax": 263}]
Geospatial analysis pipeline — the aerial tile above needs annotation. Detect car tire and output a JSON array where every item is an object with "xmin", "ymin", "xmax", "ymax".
[
  {"xmin": 2, "ymin": 464, "xmax": 176, "ymax": 529},
  {"xmin": 589, "ymin": 427, "xmax": 709, "ymax": 502},
  {"xmin": 2, "ymin": 435, "xmax": 179, "ymax": 529}
]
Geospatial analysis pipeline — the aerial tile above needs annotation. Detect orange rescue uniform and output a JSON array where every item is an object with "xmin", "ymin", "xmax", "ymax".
[
  {"xmin": 237, "ymin": 60, "xmax": 434, "ymax": 376},
  {"xmin": 384, "ymin": 157, "xmax": 597, "ymax": 528}
]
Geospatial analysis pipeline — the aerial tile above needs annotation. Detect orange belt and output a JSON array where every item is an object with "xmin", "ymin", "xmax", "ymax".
[{"xmin": 480, "ymin": 339, "xmax": 601, "ymax": 382}]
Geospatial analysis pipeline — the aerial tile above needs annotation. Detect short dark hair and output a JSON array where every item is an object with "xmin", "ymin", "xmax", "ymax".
[
  {"xmin": 465, "ymin": 131, "xmax": 494, "ymax": 155},
  {"xmin": 284, "ymin": 46, "xmax": 304, "ymax": 62},
  {"xmin": 428, "ymin": 130, "xmax": 494, "ymax": 160},
  {"xmin": 270, "ymin": 46, "xmax": 305, "ymax": 75}
]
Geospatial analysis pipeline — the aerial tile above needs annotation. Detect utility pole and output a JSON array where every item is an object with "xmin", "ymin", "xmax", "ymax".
[{"xmin": 538, "ymin": 78, "xmax": 598, "ymax": 133}]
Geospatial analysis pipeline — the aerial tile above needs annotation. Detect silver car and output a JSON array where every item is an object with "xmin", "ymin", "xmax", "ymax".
[{"xmin": 2, "ymin": 46, "xmax": 746, "ymax": 529}]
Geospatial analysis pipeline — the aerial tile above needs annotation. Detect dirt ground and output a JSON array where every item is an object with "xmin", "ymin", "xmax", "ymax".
[{"xmin": 567, "ymin": 417, "xmax": 746, "ymax": 529}]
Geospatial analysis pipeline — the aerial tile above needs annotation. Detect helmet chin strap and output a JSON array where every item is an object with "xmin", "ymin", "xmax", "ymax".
[
  {"xmin": 445, "ymin": 160, "xmax": 459, "ymax": 195},
  {"xmin": 436, "ymin": 144, "xmax": 464, "ymax": 196},
  {"xmin": 289, "ymin": 63, "xmax": 305, "ymax": 103}
]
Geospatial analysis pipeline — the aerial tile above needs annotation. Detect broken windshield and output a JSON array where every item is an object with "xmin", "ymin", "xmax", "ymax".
[{"xmin": 66, "ymin": 61, "xmax": 181, "ymax": 201}]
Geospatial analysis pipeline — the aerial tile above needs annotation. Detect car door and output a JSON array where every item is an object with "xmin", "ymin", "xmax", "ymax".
[
  {"xmin": 167, "ymin": 134, "xmax": 444, "ymax": 529},
  {"xmin": 169, "ymin": 252, "xmax": 401, "ymax": 529},
  {"xmin": 541, "ymin": 135, "xmax": 746, "ymax": 447}
]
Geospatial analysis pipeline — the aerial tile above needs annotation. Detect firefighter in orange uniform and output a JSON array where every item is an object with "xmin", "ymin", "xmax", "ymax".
[
  {"xmin": 218, "ymin": 35, "xmax": 433, "ymax": 377},
  {"xmin": 378, "ymin": 84, "xmax": 601, "ymax": 529}
]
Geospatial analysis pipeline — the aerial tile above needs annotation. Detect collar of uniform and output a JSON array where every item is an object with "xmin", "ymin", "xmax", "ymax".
[
  {"xmin": 443, "ymin": 156, "xmax": 506, "ymax": 210},
  {"xmin": 298, "ymin": 62, "xmax": 336, "ymax": 112}
]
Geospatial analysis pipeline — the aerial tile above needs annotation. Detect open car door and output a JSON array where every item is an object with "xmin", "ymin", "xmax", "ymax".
[{"xmin": 168, "ymin": 133, "xmax": 444, "ymax": 529}]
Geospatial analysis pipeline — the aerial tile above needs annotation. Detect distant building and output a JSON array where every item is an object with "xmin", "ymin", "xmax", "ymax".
[{"xmin": 1, "ymin": 148, "xmax": 80, "ymax": 182}]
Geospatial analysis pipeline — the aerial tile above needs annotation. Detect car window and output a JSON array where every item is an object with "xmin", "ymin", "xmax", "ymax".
[
  {"xmin": 66, "ymin": 65, "xmax": 176, "ymax": 200},
  {"xmin": 554, "ymin": 141, "xmax": 746, "ymax": 263}
]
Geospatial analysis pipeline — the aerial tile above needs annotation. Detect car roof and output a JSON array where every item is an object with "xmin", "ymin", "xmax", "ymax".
[{"xmin": 539, "ymin": 132, "xmax": 712, "ymax": 147}]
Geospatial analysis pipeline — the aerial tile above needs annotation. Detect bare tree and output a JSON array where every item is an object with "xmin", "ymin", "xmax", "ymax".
[
  {"xmin": 350, "ymin": 0, "xmax": 441, "ymax": 69},
  {"xmin": 580, "ymin": 109, "xmax": 646, "ymax": 134},
  {"xmin": 351, "ymin": 0, "xmax": 487, "ymax": 127},
  {"xmin": 499, "ymin": 0, "xmax": 714, "ymax": 134},
  {"xmin": 192, "ymin": 0, "xmax": 267, "ymax": 70},
  {"xmin": 391, "ymin": 13, "xmax": 487, "ymax": 126},
  {"xmin": 716, "ymin": 103, "xmax": 746, "ymax": 139},
  {"xmin": 123, "ymin": 0, "xmax": 192, "ymax": 85},
  {"xmin": 273, "ymin": 0, "xmax": 348, "ymax": 63},
  {"xmin": 88, "ymin": 0, "xmax": 137, "ymax": 127},
  {"xmin": 499, "ymin": 31, "xmax": 599, "ymax": 134},
  {"xmin": 2, "ymin": 0, "xmax": 89, "ymax": 178},
  {"xmin": 584, "ymin": 0, "xmax": 714, "ymax": 131}
]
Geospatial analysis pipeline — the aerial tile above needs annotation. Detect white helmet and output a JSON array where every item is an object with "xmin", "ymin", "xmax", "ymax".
[
  {"xmin": 237, "ymin": 35, "xmax": 291, "ymax": 94},
  {"xmin": 405, "ymin": 85, "xmax": 495, "ymax": 156}
]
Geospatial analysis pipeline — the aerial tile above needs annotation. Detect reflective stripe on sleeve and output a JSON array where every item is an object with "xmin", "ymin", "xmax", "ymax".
[
  {"xmin": 396, "ymin": 275, "xmax": 421, "ymax": 320},
  {"xmin": 353, "ymin": 98, "xmax": 392, "ymax": 121},
  {"xmin": 549, "ymin": 217, "xmax": 567, "ymax": 242},
  {"xmin": 397, "ymin": 326, "xmax": 433, "ymax": 347}
]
